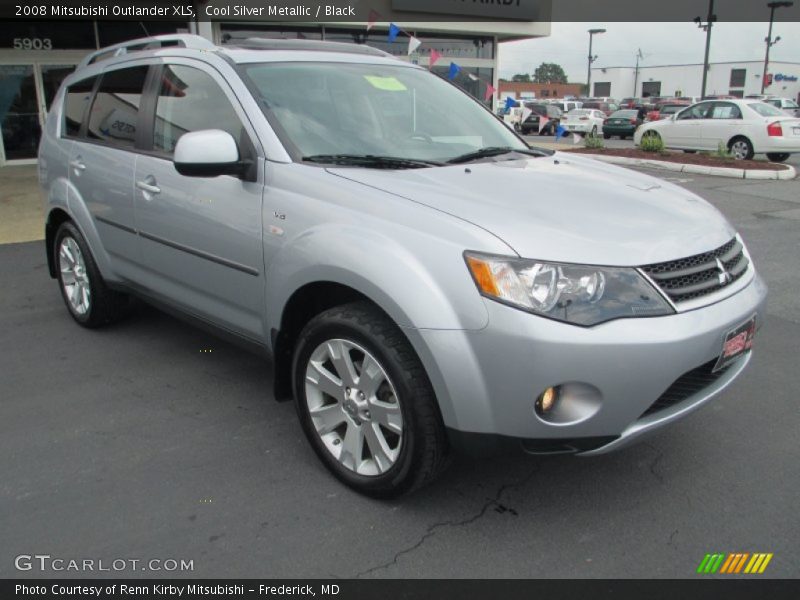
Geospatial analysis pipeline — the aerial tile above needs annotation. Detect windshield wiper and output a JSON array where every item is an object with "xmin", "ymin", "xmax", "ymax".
[
  {"xmin": 446, "ymin": 146, "xmax": 550, "ymax": 164},
  {"xmin": 302, "ymin": 154, "xmax": 444, "ymax": 169}
]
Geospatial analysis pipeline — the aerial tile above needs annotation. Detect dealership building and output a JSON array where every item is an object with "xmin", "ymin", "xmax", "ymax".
[
  {"xmin": 590, "ymin": 60, "xmax": 800, "ymax": 101},
  {"xmin": 0, "ymin": 1, "xmax": 549, "ymax": 166}
]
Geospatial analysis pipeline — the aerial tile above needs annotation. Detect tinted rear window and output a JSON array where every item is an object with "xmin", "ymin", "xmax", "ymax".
[
  {"xmin": 86, "ymin": 66, "xmax": 149, "ymax": 149},
  {"xmin": 63, "ymin": 77, "xmax": 97, "ymax": 138}
]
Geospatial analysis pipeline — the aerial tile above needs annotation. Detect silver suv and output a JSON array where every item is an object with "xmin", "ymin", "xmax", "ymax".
[{"xmin": 39, "ymin": 35, "xmax": 767, "ymax": 497}]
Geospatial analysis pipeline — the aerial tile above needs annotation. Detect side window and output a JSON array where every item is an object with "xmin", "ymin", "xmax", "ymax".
[
  {"xmin": 63, "ymin": 76, "xmax": 97, "ymax": 138},
  {"xmin": 677, "ymin": 103, "xmax": 710, "ymax": 120},
  {"xmin": 86, "ymin": 66, "xmax": 149, "ymax": 149},
  {"xmin": 710, "ymin": 102, "xmax": 742, "ymax": 119},
  {"xmin": 153, "ymin": 65, "xmax": 245, "ymax": 155}
]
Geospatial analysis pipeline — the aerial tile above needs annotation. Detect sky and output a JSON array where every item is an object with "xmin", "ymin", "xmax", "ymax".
[{"xmin": 499, "ymin": 22, "xmax": 800, "ymax": 82}]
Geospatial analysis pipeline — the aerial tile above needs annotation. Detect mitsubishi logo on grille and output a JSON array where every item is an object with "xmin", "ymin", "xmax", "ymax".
[{"xmin": 716, "ymin": 258, "xmax": 732, "ymax": 286}]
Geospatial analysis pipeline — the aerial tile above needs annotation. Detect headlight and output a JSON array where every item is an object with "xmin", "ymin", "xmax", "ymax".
[{"xmin": 465, "ymin": 252, "xmax": 674, "ymax": 326}]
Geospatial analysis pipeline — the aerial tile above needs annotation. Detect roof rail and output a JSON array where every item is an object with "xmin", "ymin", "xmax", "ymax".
[
  {"xmin": 77, "ymin": 34, "xmax": 216, "ymax": 69},
  {"xmin": 231, "ymin": 37, "xmax": 393, "ymax": 58}
]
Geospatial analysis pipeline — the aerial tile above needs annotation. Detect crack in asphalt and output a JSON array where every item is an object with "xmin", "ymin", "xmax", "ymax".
[
  {"xmin": 353, "ymin": 466, "xmax": 539, "ymax": 578},
  {"xmin": 643, "ymin": 443, "xmax": 665, "ymax": 484}
]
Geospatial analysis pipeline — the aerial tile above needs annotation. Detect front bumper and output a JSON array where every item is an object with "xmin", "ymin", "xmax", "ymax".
[{"xmin": 408, "ymin": 273, "xmax": 767, "ymax": 457}]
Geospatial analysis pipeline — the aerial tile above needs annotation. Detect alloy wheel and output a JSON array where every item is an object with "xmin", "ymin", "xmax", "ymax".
[
  {"xmin": 58, "ymin": 236, "xmax": 91, "ymax": 315},
  {"xmin": 304, "ymin": 339, "xmax": 403, "ymax": 476}
]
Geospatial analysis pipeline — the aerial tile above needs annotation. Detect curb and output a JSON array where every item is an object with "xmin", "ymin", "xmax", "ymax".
[{"xmin": 566, "ymin": 152, "xmax": 797, "ymax": 180}]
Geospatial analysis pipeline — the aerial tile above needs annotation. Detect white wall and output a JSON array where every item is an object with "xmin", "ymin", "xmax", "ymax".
[{"xmin": 592, "ymin": 61, "xmax": 800, "ymax": 100}]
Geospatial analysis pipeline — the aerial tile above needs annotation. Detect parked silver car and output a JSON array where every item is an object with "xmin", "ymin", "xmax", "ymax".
[{"xmin": 39, "ymin": 35, "xmax": 767, "ymax": 497}]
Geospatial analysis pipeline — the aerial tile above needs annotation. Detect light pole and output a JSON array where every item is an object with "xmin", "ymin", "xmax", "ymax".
[
  {"xmin": 762, "ymin": 1, "xmax": 793, "ymax": 93},
  {"xmin": 694, "ymin": 0, "xmax": 717, "ymax": 99},
  {"xmin": 586, "ymin": 28, "xmax": 606, "ymax": 97}
]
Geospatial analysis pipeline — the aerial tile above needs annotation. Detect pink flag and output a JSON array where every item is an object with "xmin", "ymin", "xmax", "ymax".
[
  {"xmin": 538, "ymin": 116, "xmax": 549, "ymax": 133},
  {"xmin": 429, "ymin": 49, "xmax": 442, "ymax": 69},
  {"xmin": 366, "ymin": 10, "xmax": 379, "ymax": 31},
  {"xmin": 484, "ymin": 84, "xmax": 496, "ymax": 102}
]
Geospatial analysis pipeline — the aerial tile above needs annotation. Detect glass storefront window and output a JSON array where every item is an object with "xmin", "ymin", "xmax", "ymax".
[
  {"xmin": 0, "ymin": 65, "xmax": 41, "ymax": 160},
  {"xmin": 431, "ymin": 66, "xmax": 495, "ymax": 107}
]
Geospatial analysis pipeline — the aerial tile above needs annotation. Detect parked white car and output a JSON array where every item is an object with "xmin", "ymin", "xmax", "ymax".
[
  {"xmin": 561, "ymin": 109, "xmax": 605, "ymax": 136},
  {"xmin": 547, "ymin": 99, "xmax": 583, "ymax": 113},
  {"xmin": 765, "ymin": 97, "xmax": 800, "ymax": 118},
  {"xmin": 634, "ymin": 99, "xmax": 800, "ymax": 162}
]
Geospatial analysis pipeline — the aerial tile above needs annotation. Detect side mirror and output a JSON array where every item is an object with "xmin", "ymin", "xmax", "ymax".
[{"xmin": 174, "ymin": 129, "xmax": 246, "ymax": 178}]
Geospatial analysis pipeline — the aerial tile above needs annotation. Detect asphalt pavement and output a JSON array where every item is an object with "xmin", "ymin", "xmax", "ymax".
[{"xmin": 1, "ymin": 164, "xmax": 799, "ymax": 579}]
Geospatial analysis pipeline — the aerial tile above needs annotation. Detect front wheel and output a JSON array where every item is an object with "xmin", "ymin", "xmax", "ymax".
[
  {"xmin": 591, "ymin": 125, "xmax": 598, "ymax": 136},
  {"xmin": 766, "ymin": 152, "xmax": 790, "ymax": 163},
  {"xmin": 292, "ymin": 302, "xmax": 450, "ymax": 497},
  {"xmin": 603, "ymin": 133, "xmax": 611, "ymax": 139}
]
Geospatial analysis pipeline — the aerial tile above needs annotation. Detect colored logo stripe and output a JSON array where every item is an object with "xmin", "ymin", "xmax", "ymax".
[{"xmin": 698, "ymin": 553, "xmax": 773, "ymax": 574}]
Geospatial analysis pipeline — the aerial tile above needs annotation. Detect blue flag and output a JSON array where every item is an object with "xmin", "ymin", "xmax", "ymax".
[
  {"xmin": 448, "ymin": 62, "xmax": 461, "ymax": 80},
  {"xmin": 555, "ymin": 123, "xmax": 566, "ymax": 139},
  {"xmin": 504, "ymin": 96, "xmax": 516, "ymax": 111},
  {"xmin": 388, "ymin": 23, "xmax": 400, "ymax": 43}
]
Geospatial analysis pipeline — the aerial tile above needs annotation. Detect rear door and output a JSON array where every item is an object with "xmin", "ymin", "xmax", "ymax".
[
  {"xmin": 67, "ymin": 64, "xmax": 151, "ymax": 278},
  {"xmin": 700, "ymin": 102, "xmax": 743, "ymax": 151},
  {"xmin": 132, "ymin": 60, "xmax": 265, "ymax": 339}
]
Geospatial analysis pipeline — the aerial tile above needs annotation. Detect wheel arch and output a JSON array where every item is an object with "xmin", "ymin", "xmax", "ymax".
[{"xmin": 45, "ymin": 207, "xmax": 72, "ymax": 278}]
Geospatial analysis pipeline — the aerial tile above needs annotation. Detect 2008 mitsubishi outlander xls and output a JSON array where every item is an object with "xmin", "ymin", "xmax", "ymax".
[{"xmin": 39, "ymin": 35, "xmax": 767, "ymax": 497}]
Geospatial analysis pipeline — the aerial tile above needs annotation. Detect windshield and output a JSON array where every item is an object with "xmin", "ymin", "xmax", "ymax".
[
  {"xmin": 243, "ymin": 62, "xmax": 526, "ymax": 163},
  {"xmin": 660, "ymin": 105, "xmax": 684, "ymax": 114},
  {"xmin": 748, "ymin": 102, "xmax": 785, "ymax": 117},
  {"xmin": 611, "ymin": 110, "xmax": 637, "ymax": 118}
]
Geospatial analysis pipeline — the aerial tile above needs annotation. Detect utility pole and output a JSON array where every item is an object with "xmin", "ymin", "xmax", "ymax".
[
  {"xmin": 586, "ymin": 28, "xmax": 606, "ymax": 97},
  {"xmin": 762, "ymin": 2, "xmax": 793, "ymax": 94},
  {"xmin": 694, "ymin": 0, "xmax": 716, "ymax": 99},
  {"xmin": 633, "ymin": 48, "xmax": 643, "ymax": 98}
]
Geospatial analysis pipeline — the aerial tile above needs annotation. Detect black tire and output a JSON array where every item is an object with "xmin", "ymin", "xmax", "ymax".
[
  {"xmin": 53, "ymin": 221, "xmax": 132, "ymax": 328},
  {"xmin": 683, "ymin": 150, "xmax": 697, "ymax": 154},
  {"xmin": 766, "ymin": 152, "xmax": 790, "ymax": 163},
  {"xmin": 591, "ymin": 126, "xmax": 598, "ymax": 136},
  {"xmin": 513, "ymin": 122, "xmax": 521, "ymax": 133},
  {"xmin": 603, "ymin": 133, "xmax": 611, "ymax": 139},
  {"xmin": 728, "ymin": 136, "xmax": 754, "ymax": 160},
  {"xmin": 292, "ymin": 302, "xmax": 450, "ymax": 497}
]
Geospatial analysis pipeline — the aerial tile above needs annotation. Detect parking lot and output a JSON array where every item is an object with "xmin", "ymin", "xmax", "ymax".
[{"xmin": 2, "ymin": 162, "xmax": 799, "ymax": 579}]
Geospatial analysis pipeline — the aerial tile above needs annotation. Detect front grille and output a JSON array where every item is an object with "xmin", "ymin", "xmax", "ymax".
[
  {"xmin": 641, "ymin": 238, "xmax": 749, "ymax": 304},
  {"xmin": 641, "ymin": 359, "xmax": 731, "ymax": 417}
]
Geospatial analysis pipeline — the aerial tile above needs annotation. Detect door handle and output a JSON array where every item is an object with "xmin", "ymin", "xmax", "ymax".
[
  {"xmin": 136, "ymin": 180, "xmax": 161, "ymax": 195},
  {"xmin": 69, "ymin": 159, "xmax": 86, "ymax": 171}
]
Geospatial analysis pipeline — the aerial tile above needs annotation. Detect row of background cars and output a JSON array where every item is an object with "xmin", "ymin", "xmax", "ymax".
[{"xmin": 499, "ymin": 94, "xmax": 800, "ymax": 162}]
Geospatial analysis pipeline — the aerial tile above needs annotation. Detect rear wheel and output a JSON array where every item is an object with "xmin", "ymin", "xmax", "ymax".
[
  {"xmin": 603, "ymin": 133, "xmax": 611, "ymax": 139},
  {"xmin": 591, "ymin": 125, "xmax": 598, "ymax": 136},
  {"xmin": 54, "ymin": 221, "xmax": 132, "ymax": 328},
  {"xmin": 683, "ymin": 150, "xmax": 697, "ymax": 154},
  {"xmin": 292, "ymin": 302, "xmax": 450, "ymax": 497},
  {"xmin": 766, "ymin": 152, "xmax": 790, "ymax": 163},
  {"xmin": 728, "ymin": 136, "xmax": 754, "ymax": 160}
]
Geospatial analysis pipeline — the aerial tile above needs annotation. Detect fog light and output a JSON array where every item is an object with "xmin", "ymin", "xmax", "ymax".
[{"xmin": 536, "ymin": 386, "xmax": 559, "ymax": 415}]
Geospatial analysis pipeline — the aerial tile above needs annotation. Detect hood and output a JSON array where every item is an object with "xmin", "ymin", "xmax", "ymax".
[{"xmin": 327, "ymin": 152, "xmax": 735, "ymax": 266}]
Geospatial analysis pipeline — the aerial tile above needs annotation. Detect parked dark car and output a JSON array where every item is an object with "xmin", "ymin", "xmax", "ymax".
[
  {"xmin": 519, "ymin": 103, "xmax": 563, "ymax": 135},
  {"xmin": 602, "ymin": 109, "xmax": 643, "ymax": 139}
]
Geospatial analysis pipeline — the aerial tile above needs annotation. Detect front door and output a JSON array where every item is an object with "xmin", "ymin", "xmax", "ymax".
[
  {"xmin": 669, "ymin": 102, "xmax": 712, "ymax": 148},
  {"xmin": 133, "ymin": 61, "xmax": 265, "ymax": 340}
]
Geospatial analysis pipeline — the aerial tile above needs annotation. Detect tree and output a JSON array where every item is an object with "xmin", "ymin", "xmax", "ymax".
[
  {"xmin": 511, "ymin": 73, "xmax": 531, "ymax": 82},
  {"xmin": 533, "ymin": 63, "xmax": 568, "ymax": 84}
]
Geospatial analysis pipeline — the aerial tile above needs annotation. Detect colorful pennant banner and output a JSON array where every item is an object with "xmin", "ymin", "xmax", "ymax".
[{"xmin": 366, "ymin": 11, "xmax": 496, "ymax": 103}]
